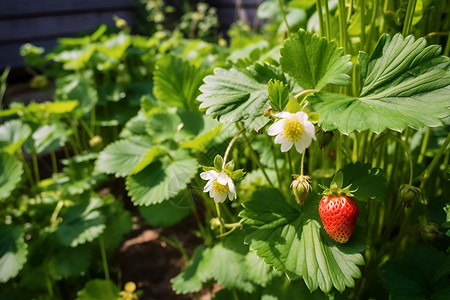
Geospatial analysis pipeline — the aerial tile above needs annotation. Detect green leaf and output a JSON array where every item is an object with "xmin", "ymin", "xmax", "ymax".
[
  {"xmin": 180, "ymin": 125, "xmax": 222, "ymax": 151},
  {"xmin": 261, "ymin": 276, "xmax": 329, "ymax": 300},
  {"xmin": 138, "ymin": 194, "xmax": 192, "ymax": 227},
  {"xmin": 383, "ymin": 246, "xmax": 450, "ymax": 299},
  {"xmin": 95, "ymin": 136, "xmax": 153, "ymax": 177},
  {"xmin": 119, "ymin": 113, "xmax": 148, "ymax": 138},
  {"xmin": 48, "ymin": 246, "xmax": 91, "ymax": 278},
  {"xmin": 172, "ymin": 234, "xmax": 256, "ymax": 294},
  {"xmin": 171, "ymin": 245, "xmax": 206, "ymax": 294},
  {"xmin": 198, "ymin": 63, "xmax": 290, "ymax": 131},
  {"xmin": 245, "ymin": 250, "xmax": 280, "ymax": 287},
  {"xmin": 126, "ymin": 154, "xmax": 198, "ymax": 205},
  {"xmin": 309, "ymin": 34, "xmax": 450, "ymax": 134},
  {"xmin": 130, "ymin": 146, "xmax": 167, "ymax": 175},
  {"xmin": 76, "ymin": 279, "xmax": 120, "ymax": 300},
  {"xmin": 280, "ymin": 29, "xmax": 352, "ymax": 90},
  {"xmin": 24, "ymin": 122, "xmax": 68, "ymax": 154},
  {"xmin": 0, "ymin": 120, "xmax": 31, "ymax": 154},
  {"xmin": 239, "ymin": 188, "xmax": 365, "ymax": 293},
  {"xmin": 47, "ymin": 153, "xmax": 107, "ymax": 196},
  {"xmin": 153, "ymin": 55, "xmax": 208, "ymax": 110},
  {"xmin": 145, "ymin": 111, "xmax": 181, "ymax": 142},
  {"xmin": 268, "ymin": 79, "xmax": 290, "ymax": 111},
  {"xmin": 0, "ymin": 153, "xmax": 23, "ymax": 200},
  {"xmin": 55, "ymin": 72, "xmax": 98, "ymax": 113},
  {"xmin": 57, "ymin": 198, "xmax": 106, "ymax": 247},
  {"xmin": 27, "ymin": 100, "xmax": 79, "ymax": 114},
  {"xmin": 101, "ymin": 201, "xmax": 133, "ymax": 249},
  {"xmin": 0, "ymin": 225, "xmax": 28, "ymax": 283},
  {"xmin": 339, "ymin": 162, "xmax": 386, "ymax": 204}
]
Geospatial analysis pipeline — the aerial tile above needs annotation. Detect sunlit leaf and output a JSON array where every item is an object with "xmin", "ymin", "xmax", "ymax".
[
  {"xmin": 268, "ymin": 79, "xmax": 290, "ymax": 112},
  {"xmin": 24, "ymin": 122, "xmax": 68, "ymax": 154},
  {"xmin": 55, "ymin": 72, "xmax": 98, "ymax": 113},
  {"xmin": 0, "ymin": 120, "xmax": 31, "ymax": 154},
  {"xmin": 95, "ymin": 136, "xmax": 153, "ymax": 177},
  {"xmin": 0, "ymin": 225, "xmax": 28, "ymax": 283},
  {"xmin": 309, "ymin": 34, "xmax": 450, "ymax": 134},
  {"xmin": 198, "ymin": 63, "xmax": 291, "ymax": 131},
  {"xmin": 153, "ymin": 55, "xmax": 209, "ymax": 110},
  {"xmin": 239, "ymin": 188, "xmax": 365, "ymax": 293},
  {"xmin": 0, "ymin": 153, "xmax": 23, "ymax": 200},
  {"xmin": 280, "ymin": 29, "xmax": 352, "ymax": 90}
]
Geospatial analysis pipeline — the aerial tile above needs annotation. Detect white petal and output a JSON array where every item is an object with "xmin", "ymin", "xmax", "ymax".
[
  {"xmin": 295, "ymin": 111, "xmax": 308, "ymax": 122},
  {"xmin": 227, "ymin": 177, "xmax": 235, "ymax": 194},
  {"xmin": 275, "ymin": 112, "xmax": 291, "ymax": 119},
  {"xmin": 203, "ymin": 180, "xmax": 212, "ymax": 192},
  {"xmin": 228, "ymin": 189, "xmax": 237, "ymax": 200},
  {"xmin": 294, "ymin": 140, "xmax": 306, "ymax": 153},
  {"xmin": 280, "ymin": 141, "xmax": 293, "ymax": 152},
  {"xmin": 214, "ymin": 192, "xmax": 227, "ymax": 203},
  {"xmin": 200, "ymin": 170, "xmax": 218, "ymax": 180},
  {"xmin": 274, "ymin": 133, "xmax": 285, "ymax": 144},
  {"xmin": 304, "ymin": 122, "xmax": 316, "ymax": 140},
  {"xmin": 217, "ymin": 172, "xmax": 229, "ymax": 185},
  {"xmin": 267, "ymin": 120, "xmax": 284, "ymax": 136}
]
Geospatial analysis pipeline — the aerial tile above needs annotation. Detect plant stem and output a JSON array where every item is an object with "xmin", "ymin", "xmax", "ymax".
[
  {"xmin": 50, "ymin": 151, "xmax": 58, "ymax": 174},
  {"xmin": 316, "ymin": 0, "xmax": 325, "ymax": 37},
  {"xmin": 215, "ymin": 202, "xmax": 224, "ymax": 235},
  {"xmin": 402, "ymin": 0, "xmax": 418, "ymax": 36},
  {"xmin": 31, "ymin": 149, "xmax": 40, "ymax": 184},
  {"xmin": 222, "ymin": 128, "xmax": 244, "ymax": 169},
  {"xmin": 286, "ymin": 151, "xmax": 294, "ymax": 175},
  {"xmin": 335, "ymin": 132, "xmax": 343, "ymax": 171},
  {"xmin": 324, "ymin": 0, "xmax": 331, "ymax": 41},
  {"xmin": 99, "ymin": 235, "xmax": 110, "ymax": 281},
  {"xmin": 366, "ymin": 0, "xmax": 379, "ymax": 53},
  {"xmin": 300, "ymin": 151, "xmax": 306, "ymax": 177},
  {"xmin": 277, "ymin": 0, "xmax": 291, "ymax": 35},
  {"xmin": 269, "ymin": 136, "xmax": 282, "ymax": 190},
  {"xmin": 240, "ymin": 126, "xmax": 275, "ymax": 188},
  {"xmin": 419, "ymin": 132, "xmax": 450, "ymax": 188},
  {"xmin": 371, "ymin": 133, "xmax": 414, "ymax": 185},
  {"xmin": 417, "ymin": 127, "xmax": 430, "ymax": 164},
  {"xmin": 338, "ymin": 0, "xmax": 349, "ymax": 53}
]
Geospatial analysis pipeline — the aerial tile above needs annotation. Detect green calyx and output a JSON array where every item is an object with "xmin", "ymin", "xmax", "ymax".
[
  {"xmin": 202, "ymin": 154, "xmax": 246, "ymax": 182},
  {"xmin": 320, "ymin": 171, "xmax": 357, "ymax": 197}
]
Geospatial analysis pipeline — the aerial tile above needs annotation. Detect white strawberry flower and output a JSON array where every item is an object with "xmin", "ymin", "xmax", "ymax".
[
  {"xmin": 268, "ymin": 111, "xmax": 316, "ymax": 153},
  {"xmin": 200, "ymin": 170, "xmax": 237, "ymax": 203}
]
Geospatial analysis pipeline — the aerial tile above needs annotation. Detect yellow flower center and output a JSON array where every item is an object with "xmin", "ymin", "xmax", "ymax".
[
  {"xmin": 213, "ymin": 179, "xmax": 228, "ymax": 194},
  {"xmin": 283, "ymin": 116, "xmax": 304, "ymax": 142}
]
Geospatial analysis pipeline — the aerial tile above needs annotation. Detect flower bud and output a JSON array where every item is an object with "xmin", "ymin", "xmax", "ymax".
[
  {"xmin": 210, "ymin": 218, "xmax": 221, "ymax": 230},
  {"xmin": 264, "ymin": 105, "xmax": 273, "ymax": 117},
  {"xmin": 399, "ymin": 184, "xmax": 420, "ymax": 208},
  {"xmin": 30, "ymin": 75, "xmax": 49, "ymax": 89},
  {"xmin": 291, "ymin": 175, "xmax": 311, "ymax": 204},
  {"xmin": 421, "ymin": 222, "xmax": 441, "ymax": 243},
  {"xmin": 315, "ymin": 129, "xmax": 333, "ymax": 149},
  {"xmin": 89, "ymin": 135, "xmax": 103, "ymax": 149}
]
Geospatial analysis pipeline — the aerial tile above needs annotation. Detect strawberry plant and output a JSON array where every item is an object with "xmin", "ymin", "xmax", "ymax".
[{"xmin": 1, "ymin": 0, "xmax": 449, "ymax": 299}]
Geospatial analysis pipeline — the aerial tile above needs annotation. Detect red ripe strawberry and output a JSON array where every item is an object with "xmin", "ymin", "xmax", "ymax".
[{"xmin": 319, "ymin": 195, "xmax": 359, "ymax": 243}]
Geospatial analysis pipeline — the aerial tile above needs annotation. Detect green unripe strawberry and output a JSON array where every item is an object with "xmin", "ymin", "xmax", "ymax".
[
  {"xmin": 319, "ymin": 195, "xmax": 359, "ymax": 243},
  {"xmin": 291, "ymin": 175, "xmax": 311, "ymax": 204},
  {"xmin": 399, "ymin": 184, "xmax": 420, "ymax": 208}
]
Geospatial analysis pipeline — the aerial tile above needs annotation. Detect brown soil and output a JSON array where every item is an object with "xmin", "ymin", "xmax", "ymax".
[{"xmin": 117, "ymin": 215, "xmax": 208, "ymax": 300}]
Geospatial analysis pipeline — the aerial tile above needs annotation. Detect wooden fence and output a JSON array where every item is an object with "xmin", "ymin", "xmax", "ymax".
[{"xmin": 0, "ymin": 0, "xmax": 261, "ymax": 70}]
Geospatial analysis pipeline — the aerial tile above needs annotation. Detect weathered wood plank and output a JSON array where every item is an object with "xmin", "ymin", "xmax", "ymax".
[
  {"xmin": 0, "ymin": 10, "xmax": 136, "ymax": 43},
  {"xmin": 0, "ymin": 0, "xmax": 138, "ymax": 18}
]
